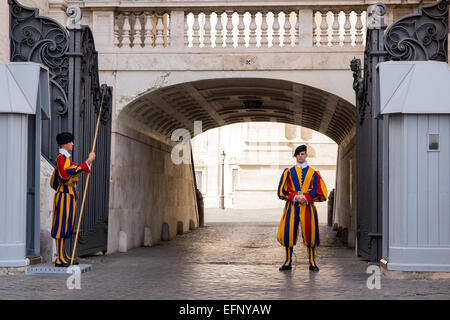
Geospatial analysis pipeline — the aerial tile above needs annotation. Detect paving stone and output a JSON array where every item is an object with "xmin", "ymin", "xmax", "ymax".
[{"xmin": 0, "ymin": 208, "xmax": 449, "ymax": 300}]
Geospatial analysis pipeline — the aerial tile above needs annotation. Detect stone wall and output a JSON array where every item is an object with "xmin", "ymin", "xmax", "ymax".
[
  {"xmin": 332, "ymin": 130, "xmax": 356, "ymax": 248},
  {"xmin": 107, "ymin": 121, "xmax": 199, "ymax": 254},
  {"xmin": 39, "ymin": 155, "xmax": 55, "ymax": 263}
]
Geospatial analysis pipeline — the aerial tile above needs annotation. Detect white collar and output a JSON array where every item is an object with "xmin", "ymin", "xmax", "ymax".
[
  {"xmin": 296, "ymin": 161, "xmax": 308, "ymax": 169},
  {"xmin": 59, "ymin": 148, "xmax": 71, "ymax": 158}
]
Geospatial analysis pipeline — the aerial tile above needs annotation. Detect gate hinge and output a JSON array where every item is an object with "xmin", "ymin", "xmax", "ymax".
[
  {"xmin": 66, "ymin": 51, "xmax": 83, "ymax": 57},
  {"xmin": 368, "ymin": 233, "xmax": 382, "ymax": 238}
]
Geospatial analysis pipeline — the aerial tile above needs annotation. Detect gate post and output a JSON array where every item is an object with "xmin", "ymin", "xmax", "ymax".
[{"xmin": 354, "ymin": 2, "xmax": 387, "ymax": 262}]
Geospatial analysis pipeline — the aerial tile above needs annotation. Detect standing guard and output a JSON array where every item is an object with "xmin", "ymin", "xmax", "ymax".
[
  {"xmin": 50, "ymin": 132, "xmax": 96, "ymax": 267},
  {"xmin": 277, "ymin": 145, "xmax": 327, "ymax": 272}
]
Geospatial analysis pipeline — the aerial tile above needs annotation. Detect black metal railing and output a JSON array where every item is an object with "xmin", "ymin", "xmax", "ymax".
[
  {"xmin": 352, "ymin": 0, "xmax": 448, "ymax": 261},
  {"xmin": 9, "ymin": 0, "xmax": 112, "ymax": 256}
]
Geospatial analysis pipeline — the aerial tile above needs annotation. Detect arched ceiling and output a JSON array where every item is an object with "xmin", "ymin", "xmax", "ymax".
[{"xmin": 121, "ymin": 78, "xmax": 355, "ymax": 144}]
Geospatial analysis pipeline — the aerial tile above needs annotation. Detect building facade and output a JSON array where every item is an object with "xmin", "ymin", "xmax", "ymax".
[{"xmin": 192, "ymin": 122, "xmax": 337, "ymax": 210}]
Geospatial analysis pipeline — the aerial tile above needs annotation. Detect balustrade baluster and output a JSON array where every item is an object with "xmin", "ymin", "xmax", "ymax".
[
  {"xmin": 215, "ymin": 12, "xmax": 224, "ymax": 47},
  {"xmin": 237, "ymin": 12, "xmax": 245, "ymax": 47},
  {"xmin": 331, "ymin": 12, "xmax": 340, "ymax": 46},
  {"xmin": 192, "ymin": 13, "xmax": 200, "ymax": 47},
  {"xmin": 155, "ymin": 14, "xmax": 164, "ymax": 46},
  {"xmin": 313, "ymin": 12, "xmax": 319, "ymax": 46},
  {"xmin": 294, "ymin": 12, "xmax": 299, "ymax": 46},
  {"xmin": 249, "ymin": 12, "xmax": 257, "ymax": 47},
  {"xmin": 354, "ymin": 11, "xmax": 364, "ymax": 47},
  {"xmin": 272, "ymin": 12, "xmax": 280, "ymax": 47},
  {"xmin": 361, "ymin": 11, "xmax": 367, "ymax": 47},
  {"xmin": 185, "ymin": 13, "xmax": 190, "ymax": 47},
  {"xmin": 166, "ymin": 13, "xmax": 170, "ymax": 46},
  {"xmin": 122, "ymin": 13, "xmax": 131, "ymax": 47},
  {"xmin": 133, "ymin": 12, "xmax": 143, "ymax": 48},
  {"xmin": 225, "ymin": 12, "xmax": 234, "ymax": 47},
  {"xmin": 319, "ymin": 12, "xmax": 328, "ymax": 47},
  {"xmin": 343, "ymin": 11, "xmax": 352, "ymax": 47},
  {"xmin": 283, "ymin": 12, "xmax": 292, "ymax": 47},
  {"xmin": 260, "ymin": 11, "xmax": 269, "ymax": 47},
  {"xmin": 114, "ymin": 14, "xmax": 121, "ymax": 47},
  {"xmin": 143, "ymin": 12, "xmax": 154, "ymax": 47},
  {"xmin": 203, "ymin": 12, "xmax": 212, "ymax": 47}
]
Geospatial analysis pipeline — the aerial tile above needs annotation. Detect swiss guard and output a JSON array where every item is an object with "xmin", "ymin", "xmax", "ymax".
[
  {"xmin": 277, "ymin": 145, "xmax": 327, "ymax": 272},
  {"xmin": 50, "ymin": 132, "xmax": 96, "ymax": 267}
]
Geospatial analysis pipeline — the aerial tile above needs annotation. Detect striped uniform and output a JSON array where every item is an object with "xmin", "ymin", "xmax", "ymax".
[
  {"xmin": 276, "ymin": 165, "xmax": 327, "ymax": 268},
  {"xmin": 50, "ymin": 152, "xmax": 90, "ymax": 265}
]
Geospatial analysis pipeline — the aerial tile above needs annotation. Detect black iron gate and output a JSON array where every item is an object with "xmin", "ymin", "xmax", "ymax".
[
  {"xmin": 9, "ymin": 0, "xmax": 112, "ymax": 256},
  {"xmin": 352, "ymin": 0, "xmax": 448, "ymax": 261}
]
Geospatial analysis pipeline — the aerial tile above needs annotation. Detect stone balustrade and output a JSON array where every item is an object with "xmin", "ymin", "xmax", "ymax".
[
  {"xmin": 111, "ymin": 7, "xmax": 367, "ymax": 50},
  {"xmin": 114, "ymin": 11, "xmax": 170, "ymax": 48}
]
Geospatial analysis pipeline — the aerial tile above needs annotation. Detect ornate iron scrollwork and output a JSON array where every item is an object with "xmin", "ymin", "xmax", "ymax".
[
  {"xmin": 75, "ymin": 23, "xmax": 112, "ymax": 243},
  {"xmin": 66, "ymin": 5, "xmax": 83, "ymax": 30},
  {"xmin": 100, "ymin": 84, "xmax": 113, "ymax": 125},
  {"xmin": 384, "ymin": 0, "xmax": 449, "ymax": 62},
  {"xmin": 367, "ymin": 2, "xmax": 387, "ymax": 30},
  {"xmin": 9, "ymin": 0, "xmax": 70, "ymax": 115}
]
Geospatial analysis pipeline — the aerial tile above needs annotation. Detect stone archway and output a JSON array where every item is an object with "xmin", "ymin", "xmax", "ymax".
[
  {"xmin": 108, "ymin": 77, "xmax": 357, "ymax": 253},
  {"xmin": 119, "ymin": 78, "xmax": 355, "ymax": 144}
]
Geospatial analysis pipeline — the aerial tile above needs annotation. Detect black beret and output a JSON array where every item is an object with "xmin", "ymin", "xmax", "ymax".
[
  {"xmin": 293, "ymin": 145, "xmax": 307, "ymax": 156},
  {"xmin": 56, "ymin": 132, "xmax": 74, "ymax": 146}
]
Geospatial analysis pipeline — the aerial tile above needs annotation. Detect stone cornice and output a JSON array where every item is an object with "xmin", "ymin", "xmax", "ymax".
[
  {"xmin": 48, "ymin": 0, "xmax": 69, "ymax": 10},
  {"xmin": 65, "ymin": 0, "xmax": 436, "ymax": 10}
]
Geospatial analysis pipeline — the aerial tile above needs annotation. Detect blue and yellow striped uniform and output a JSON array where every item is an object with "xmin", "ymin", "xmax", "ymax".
[
  {"xmin": 277, "ymin": 165, "xmax": 327, "ymax": 268},
  {"xmin": 50, "ymin": 152, "xmax": 90, "ymax": 265}
]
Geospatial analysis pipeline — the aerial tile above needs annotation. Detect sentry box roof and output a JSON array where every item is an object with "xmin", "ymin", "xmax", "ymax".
[
  {"xmin": 0, "ymin": 62, "xmax": 50, "ymax": 119},
  {"xmin": 379, "ymin": 60, "xmax": 450, "ymax": 115}
]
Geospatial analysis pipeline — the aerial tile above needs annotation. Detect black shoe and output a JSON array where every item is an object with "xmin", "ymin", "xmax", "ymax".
[
  {"xmin": 309, "ymin": 265, "xmax": 319, "ymax": 272},
  {"xmin": 55, "ymin": 262, "xmax": 70, "ymax": 268},
  {"xmin": 279, "ymin": 265, "xmax": 292, "ymax": 271}
]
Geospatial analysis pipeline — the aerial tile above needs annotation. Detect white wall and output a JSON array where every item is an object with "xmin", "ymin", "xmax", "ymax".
[
  {"xmin": 333, "ymin": 130, "xmax": 356, "ymax": 248},
  {"xmin": 388, "ymin": 114, "xmax": 450, "ymax": 271},
  {"xmin": 107, "ymin": 121, "xmax": 199, "ymax": 254},
  {"xmin": 39, "ymin": 155, "xmax": 55, "ymax": 263}
]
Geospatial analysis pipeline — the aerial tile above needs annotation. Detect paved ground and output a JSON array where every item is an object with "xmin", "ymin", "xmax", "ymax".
[{"xmin": 1, "ymin": 208, "xmax": 449, "ymax": 300}]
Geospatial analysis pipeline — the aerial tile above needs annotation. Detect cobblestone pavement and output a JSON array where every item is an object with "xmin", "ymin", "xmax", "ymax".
[{"xmin": 1, "ymin": 208, "xmax": 449, "ymax": 300}]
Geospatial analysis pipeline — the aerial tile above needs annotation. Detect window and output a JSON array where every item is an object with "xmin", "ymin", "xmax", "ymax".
[
  {"xmin": 428, "ymin": 133, "xmax": 440, "ymax": 151},
  {"xmin": 232, "ymin": 169, "xmax": 239, "ymax": 192},
  {"xmin": 195, "ymin": 171, "xmax": 203, "ymax": 192}
]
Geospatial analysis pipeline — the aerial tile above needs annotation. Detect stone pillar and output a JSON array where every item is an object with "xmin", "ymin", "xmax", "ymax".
[
  {"xmin": 298, "ymin": 9, "xmax": 313, "ymax": 47},
  {"xmin": 92, "ymin": 10, "xmax": 115, "ymax": 51},
  {"xmin": 170, "ymin": 10, "xmax": 185, "ymax": 50},
  {"xmin": 0, "ymin": 0, "xmax": 10, "ymax": 63}
]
